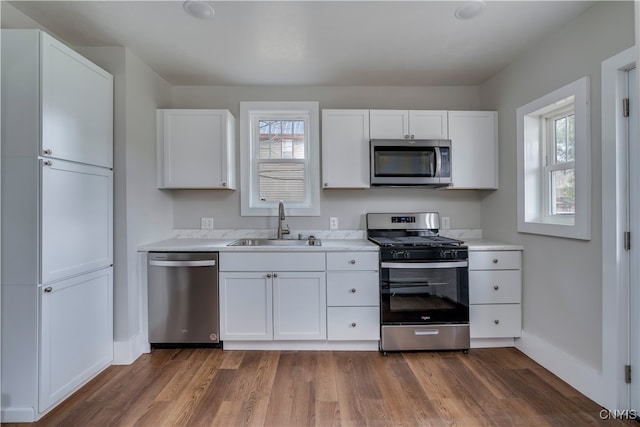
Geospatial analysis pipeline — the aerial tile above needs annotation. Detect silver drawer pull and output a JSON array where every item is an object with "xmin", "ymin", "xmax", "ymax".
[
  {"xmin": 493, "ymin": 285, "xmax": 499, "ymax": 290},
  {"xmin": 494, "ymin": 319, "xmax": 500, "ymax": 324},
  {"xmin": 350, "ymin": 288, "xmax": 357, "ymax": 293},
  {"xmin": 43, "ymin": 149, "xmax": 52, "ymax": 155},
  {"xmin": 350, "ymin": 259, "xmax": 356, "ymax": 265},
  {"xmin": 415, "ymin": 329, "xmax": 439, "ymax": 336},
  {"xmin": 273, "ymin": 273, "xmax": 278, "ymax": 278},
  {"xmin": 351, "ymin": 322, "xmax": 357, "ymax": 327},
  {"xmin": 266, "ymin": 273, "xmax": 272, "ymax": 278},
  {"xmin": 43, "ymin": 160, "xmax": 53, "ymax": 166},
  {"xmin": 493, "ymin": 258, "xmax": 499, "ymax": 264},
  {"xmin": 44, "ymin": 287, "xmax": 53, "ymax": 293}
]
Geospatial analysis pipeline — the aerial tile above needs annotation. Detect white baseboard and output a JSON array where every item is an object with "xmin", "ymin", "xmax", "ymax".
[
  {"xmin": 516, "ymin": 330, "xmax": 606, "ymax": 406},
  {"xmin": 471, "ymin": 337, "xmax": 516, "ymax": 348},
  {"xmin": 113, "ymin": 333, "xmax": 149, "ymax": 365},
  {"xmin": 1, "ymin": 407, "xmax": 36, "ymax": 423}
]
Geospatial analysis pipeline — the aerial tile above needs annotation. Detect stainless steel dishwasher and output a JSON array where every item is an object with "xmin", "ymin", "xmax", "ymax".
[{"xmin": 147, "ymin": 252, "xmax": 219, "ymax": 345}]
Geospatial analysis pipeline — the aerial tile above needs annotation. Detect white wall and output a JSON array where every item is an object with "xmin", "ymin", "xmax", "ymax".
[
  {"xmin": 78, "ymin": 47, "xmax": 173, "ymax": 363},
  {"xmin": 170, "ymin": 85, "xmax": 486, "ymax": 231},
  {"xmin": 479, "ymin": 1, "xmax": 634, "ymax": 406}
]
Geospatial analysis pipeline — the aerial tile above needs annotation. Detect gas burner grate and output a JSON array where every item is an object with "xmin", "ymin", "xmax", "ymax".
[{"xmin": 368, "ymin": 235, "xmax": 464, "ymax": 247}]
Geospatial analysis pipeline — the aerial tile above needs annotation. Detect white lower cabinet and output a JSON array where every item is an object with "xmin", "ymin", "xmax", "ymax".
[
  {"xmin": 273, "ymin": 272, "xmax": 326, "ymax": 340},
  {"xmin": 39, "ymin": 268, "xmax": 113, "ymax": 413},
  {"xmin": 326, "ymin": 253, "xmax": 380, "ymax": 342},
  {"xmin": 219, "ymin": 252, "xmax": 326, "ymax": 342},
  {"xmin": 469, "ymin": 249, "xmax": 522, "ymax": 346},
  {"xmin": 219, "ymin": 250, "xmax": 380, "ymax": 349}
]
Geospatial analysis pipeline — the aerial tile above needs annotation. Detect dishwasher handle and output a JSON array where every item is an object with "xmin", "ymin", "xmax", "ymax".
[{"xmin": 149, "ymin": 260, "xmax": 216, "ymax": 268}]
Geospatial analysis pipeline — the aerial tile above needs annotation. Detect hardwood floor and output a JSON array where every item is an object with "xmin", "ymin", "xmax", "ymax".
[{"xmin": 9, "ymin": 347, "xmax": 636, "ymax": 426}]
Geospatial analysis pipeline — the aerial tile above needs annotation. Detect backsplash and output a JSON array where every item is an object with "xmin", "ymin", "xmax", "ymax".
[{"xmin": 172, "ymin": 228, "xmax": 482, "ymax": 240}]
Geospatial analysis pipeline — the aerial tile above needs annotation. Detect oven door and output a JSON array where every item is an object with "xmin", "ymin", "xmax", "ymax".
[{"xmin": 380, "ymin": 260, "xmax": 469, "ymax": 324}]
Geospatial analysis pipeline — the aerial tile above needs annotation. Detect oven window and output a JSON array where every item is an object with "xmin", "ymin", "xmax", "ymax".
[
  {"xmin": 374, "ymin": 147, "xmax": 435, "ymax": 177},
  {"xmin": 381, "ymin": 265, "xmax": 469, "ymax": 323}
]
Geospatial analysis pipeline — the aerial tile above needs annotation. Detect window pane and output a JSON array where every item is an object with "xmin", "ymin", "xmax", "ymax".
[
  {"xmin": 259, "ymin": 120, "xmax": 305, "ymax": 160},
  {"xmin": 553, "ymin": 114, "xmax": 575, "ymax": 164},
  {"xmin": 258, "ymin": 163, "xmax": 305, "ymax": 202},
  {"xmin": 551, "ymin": 168, "xmax": 575, "ymax": 215}
]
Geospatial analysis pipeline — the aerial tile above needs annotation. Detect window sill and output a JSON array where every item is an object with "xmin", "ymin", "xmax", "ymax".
[{"xmin": 518, "ymin": 219, "xmax": 590, "ymax": 240}]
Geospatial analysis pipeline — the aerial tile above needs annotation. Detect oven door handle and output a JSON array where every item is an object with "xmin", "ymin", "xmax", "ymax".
[{"xmin": 381, "ymin": 261, "xmax": 468, "ymax": 269}]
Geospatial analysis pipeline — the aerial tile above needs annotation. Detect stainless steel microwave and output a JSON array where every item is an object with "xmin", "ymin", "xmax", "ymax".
[{"xmin": 370, "ymin": 139, "xmax": 452, "ymax": 186}]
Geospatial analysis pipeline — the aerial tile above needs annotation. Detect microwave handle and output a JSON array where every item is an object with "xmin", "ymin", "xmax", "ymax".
[{"xmin": 435, "ymin": 147, "xmax": 442, "ymax": 178}]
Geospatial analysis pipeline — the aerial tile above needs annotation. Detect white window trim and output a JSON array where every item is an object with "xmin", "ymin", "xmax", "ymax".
[
  {"xmin": 516, "ymin": 76, "xmax": 591, "ymax": 240},
  {"xmin": 240, "ymin": 101, "xmax": 320, "ymax": 216}
]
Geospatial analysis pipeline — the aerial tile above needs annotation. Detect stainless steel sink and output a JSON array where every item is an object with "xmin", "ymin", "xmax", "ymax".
[{"xmin": 227, "ymin": 238, "xmax": 322, "ymax": 247}]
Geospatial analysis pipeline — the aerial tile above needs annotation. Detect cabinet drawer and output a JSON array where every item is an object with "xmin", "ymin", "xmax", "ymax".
[
  {"xmin": 469, "ymin": 250, "xmax": 521, "ymax": 270},
  {"xmin": 327, "ymin": 307, "xmax": 380, "ymax": 341},
  {"xmin": 327, "ymin": 272, "xmax": 380, "ymax": 306},
  {"xmin": 469, "ymin": 270, "xmax": 521, "ymax": 304},
  {"xmin": 220, "ymin": 252, "xmax": 325, "ymax": 272},
  {"xmin": 470, "ymin": 304, "xmax": 521, "ymax": 338},
  {"xmin": 326, "ymin": 252, "xmax": 378, "ymax": 271}
]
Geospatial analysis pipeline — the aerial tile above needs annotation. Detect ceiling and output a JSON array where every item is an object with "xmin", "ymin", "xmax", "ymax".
[{"xmin": 2, "ymin": 1, "xmax": 596, "ymax": 87}]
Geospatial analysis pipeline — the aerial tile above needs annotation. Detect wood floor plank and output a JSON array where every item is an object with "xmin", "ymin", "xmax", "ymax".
[{"xmin": 16, "ymin": 347, "xmax": 638, "ymax": 427}]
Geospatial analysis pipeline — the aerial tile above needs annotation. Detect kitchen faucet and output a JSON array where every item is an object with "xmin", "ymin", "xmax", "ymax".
[{"xmin": 277, "ymin": 200, "xmax": 290, "ymax": 239}]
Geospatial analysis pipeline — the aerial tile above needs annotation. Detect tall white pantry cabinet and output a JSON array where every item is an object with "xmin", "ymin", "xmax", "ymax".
[{"xmin": 1, "ymin": 30, "xmax": 114, "ymax": 422}]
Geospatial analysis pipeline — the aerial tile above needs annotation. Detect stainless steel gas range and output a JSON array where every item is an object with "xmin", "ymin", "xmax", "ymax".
[{"xmin": 367, "ymin": 212, "xmax": 470, "ymax": 354}]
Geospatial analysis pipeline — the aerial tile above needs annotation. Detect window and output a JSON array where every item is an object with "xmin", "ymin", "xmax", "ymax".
[
  {"xmin": 240, "ymin": 102, "xmax": 320, "ymax": 216},
  {"xmin": 516, "ymin": 77, "xmax": 590, "ymax": 240}
]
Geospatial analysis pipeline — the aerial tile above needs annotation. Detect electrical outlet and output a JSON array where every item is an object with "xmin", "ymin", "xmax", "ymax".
[
  {"xmin": 329, "ymin": 217, "xmax": 339, "ymax": 230},
  {"xmin": 201, "ymin": 217, "xmax": 214, "ymax": 230},
  {"xmin": 441, "ymin": 216, "xmax": 450, "ymax": 230}
]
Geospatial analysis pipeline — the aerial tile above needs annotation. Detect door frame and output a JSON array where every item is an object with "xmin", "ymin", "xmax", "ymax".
[{"xmin": 602, "ymin": 46, "xmax": 635, "ymax": 410}]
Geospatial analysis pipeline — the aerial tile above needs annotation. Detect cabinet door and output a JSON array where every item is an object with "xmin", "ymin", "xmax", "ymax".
[
  {"xmin": 448, "ymin": 111, "xmax": 498, "ymax": 189},
  {"xmin": 41, "ymin": 32, "xmax": 113, "ymax": 168},
  {"xmin": 39, "ymin": 268, "xmax": 113, "ymax": 413},
  {"xmin": 408, "ymin": 110, "xmax": 449, "ymax": 139},
  {"xmin": 273, "ymin": 272, "xmax": 326, "ymax": 340},
  {"xmin": 369, "ymin": 110, "xmax": 409, "ymax": 139},
  {"xmin": 41, "ymin": 159, "xmax": 113, "ymax": 284},
  {"xmin": 219, "ymin": 272, "xmax": 273, "ymax": 341},
  {"xmin": 157, "ymin": 109, "xmax": 235, "ymax": 189},
  {"xmin": 321, "ymin": 109, "xmax": 370, "ymax": 188}
]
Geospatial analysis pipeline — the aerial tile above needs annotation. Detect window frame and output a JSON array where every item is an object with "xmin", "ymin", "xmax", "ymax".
[
  {"xmin": 516, "ymin": 76, "xmax": 591, "ymax": 240},
  {"xmin": 240, "ymin": 101, "xmax": 320, "ymax": 217},
  {"xmin": 542, "ymin": 105, "xmax": 576, "ymax": 223}
]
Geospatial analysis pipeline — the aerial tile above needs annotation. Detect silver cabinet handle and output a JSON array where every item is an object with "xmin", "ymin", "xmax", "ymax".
[
  {"xmin": 266, "ymin": 273, "xmax": 272, "ymax": 278},
  {"xmin": 44, "ymin": 287, "xmax": 53, "ymax": 293},
  {"xmin": 494, "ymin": 319, "xmax": 500, "ymax": 324},
  {"xmin": 350, "ymin": 259, "xmax": 356, "ymax": 265},
  {"xmin": 273, "ymin": 273, "xmax": 278, "ymax": 278},
  {"xmin": 149, "ymin": 260, "xmax": 216, "ymax": 267},
  {"xmin": 43, "ymin": 149, "xmax": 52, "ymax": 155},
  {"xmin": 351, "ymin": 322, "xmax": 357, "ymax": 327},
  {"xmin": 350, "ymin": 288, "xmax": 357, "ymax": 293},
  {"xmin": 410, "ymin": 134, "xmax": 415, "ymax": 140},
  {"xmin": 43, "ymin": 161, "xmax": 53, "ymax": 166},
  {"xmin": 222, "ymin": 182, "xmax": 227, "ymax": 187},
  {"xmin": 324, "ymin": 182, "xmax": 328, "ymax": 187},
  {"xmin": 493, "ymin": 285, "xmax": 499, "ymax": 290},
  {"xmin": 493, "ymin": 259, "xmax": 499, "ymax": 264}
]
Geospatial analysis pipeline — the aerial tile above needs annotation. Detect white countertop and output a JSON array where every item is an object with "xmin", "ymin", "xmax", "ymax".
[
  {"xmin": 464, "ymin": 239, "xmax": 523, "ymax": 251},
  {"xmin": 138, "ymin": 237, "xmax": 379, "ymax": 252}
]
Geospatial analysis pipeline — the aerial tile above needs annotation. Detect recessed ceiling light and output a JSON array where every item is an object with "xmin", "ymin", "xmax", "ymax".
[
  {"xmin": 183, "ymin": 0, "xmax": 215, "ymax": 19},
  {"xmin": 455, "ymin": 0, "xmax": 486, "ymax": 20}
]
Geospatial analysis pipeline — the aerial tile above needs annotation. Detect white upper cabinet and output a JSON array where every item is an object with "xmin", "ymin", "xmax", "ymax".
[
  {"xmin": 41, "ymin": 32, "xmax": 113, "ymax": 168},
  {"xmin": 448, "ymin": 111, "xmax": 498, "ymax": 189},
  {"xmin": 157, "ymin": 109, "xmax": 236, "ymax": 189},
  {"xmin": 370, "ymin": 109, "xmax": 448, "ymax": 140},
  {"xmin": 321, "ymin": 109, "xmax": 370, "ymax": 189}
]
